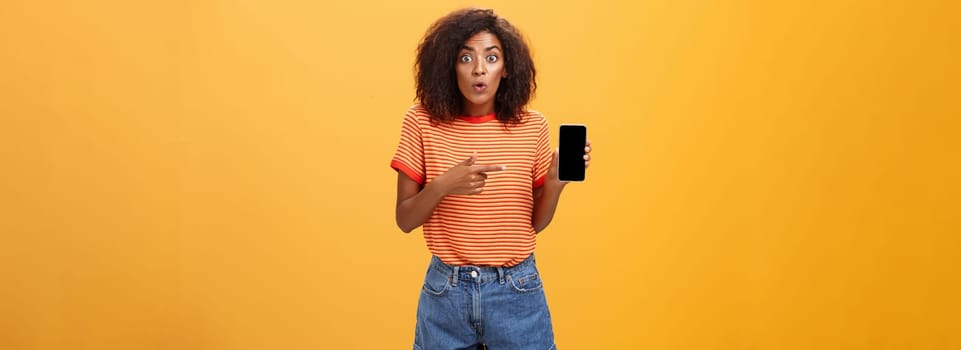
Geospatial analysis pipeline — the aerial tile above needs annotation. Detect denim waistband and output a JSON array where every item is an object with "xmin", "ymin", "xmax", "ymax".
[{"xmin": 429, "ymin": 254, "xmax": 537, "ymax": 286}]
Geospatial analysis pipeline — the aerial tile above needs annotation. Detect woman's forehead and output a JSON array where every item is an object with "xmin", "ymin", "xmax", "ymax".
[{"xmin": 462, "ymin": 31, "xmax": 502, "ymax": 49}]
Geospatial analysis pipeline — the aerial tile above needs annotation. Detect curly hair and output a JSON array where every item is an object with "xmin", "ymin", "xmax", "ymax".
[{"xmin": 415, "ymin": 8, "xmax": 536, "ymax": 125}]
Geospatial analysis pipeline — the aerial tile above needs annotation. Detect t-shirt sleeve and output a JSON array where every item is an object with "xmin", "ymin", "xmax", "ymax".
[
  {"xmin": 390, "ymin": 107, "xmax": 426, "ymax": 184},
  {"xmin": 532, "ymin": 115, "xmax": 552, "ymax": 188}
]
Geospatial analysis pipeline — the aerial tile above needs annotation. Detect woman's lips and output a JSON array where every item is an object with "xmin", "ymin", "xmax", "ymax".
[{"xmin": 473, "ymin": 83, "xmax": 488, "ymax": 93}]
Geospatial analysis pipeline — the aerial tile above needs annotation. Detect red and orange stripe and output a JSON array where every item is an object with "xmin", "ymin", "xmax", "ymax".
[{"xmin": 391, "ymin": 105, "xmax": 552, "ymax": 266}]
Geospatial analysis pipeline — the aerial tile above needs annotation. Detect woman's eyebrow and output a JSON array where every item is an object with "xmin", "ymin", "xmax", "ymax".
[{"xmin": 460, "ymin": 45, "xmax": 501, "ymax": 52}]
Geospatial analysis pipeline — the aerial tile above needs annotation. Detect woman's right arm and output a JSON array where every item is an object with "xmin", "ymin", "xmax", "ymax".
[
  {"xmin": 395, "ymin": 172, "xmax": 446, "ymax": 233},
  {"xmin": 395, "ymin": 154, "xmax": 505, "ymax": 233}
]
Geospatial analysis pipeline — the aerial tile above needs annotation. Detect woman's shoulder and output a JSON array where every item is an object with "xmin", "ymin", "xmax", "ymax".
[
  {"xmin": 404, "ymin": 104, "xmax": 433, "ymax": 122},
  {"xmin": 521, "ymin": 109, "xmax": 543, "ymax": 117},
  {"xmin": 519, "ymin": 109, "xmax": 547, "ymax": 126},
  {"xmin": 406, "ymin": 104, "xmax": 429, "ymax": 115}
]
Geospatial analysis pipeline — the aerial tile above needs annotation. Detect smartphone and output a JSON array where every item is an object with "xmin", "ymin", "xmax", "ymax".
[{"xmin": 558, "ymin": 124, "xmax": 587, "ymax": 182}]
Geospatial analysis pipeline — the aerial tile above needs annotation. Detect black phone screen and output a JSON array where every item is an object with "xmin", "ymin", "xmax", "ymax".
[{"xmin": 558, "ymin": 124, "xmax": 586, "ymax": 181}]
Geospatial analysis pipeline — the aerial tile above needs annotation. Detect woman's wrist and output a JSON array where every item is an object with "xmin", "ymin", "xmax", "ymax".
[{"xmin": 424, "ymin": 180, "xmax": 448, "ymax": 198}]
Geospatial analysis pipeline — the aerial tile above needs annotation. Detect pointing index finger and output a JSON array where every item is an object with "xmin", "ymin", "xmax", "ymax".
[{"xmin": 472, "ymin": 164, "xmax": 507, "ymax": 173}]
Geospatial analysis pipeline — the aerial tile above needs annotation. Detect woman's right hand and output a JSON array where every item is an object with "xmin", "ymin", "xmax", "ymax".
[{"xmin": 430, "ymin": 153, "xmax": 506, "ymax": 195}]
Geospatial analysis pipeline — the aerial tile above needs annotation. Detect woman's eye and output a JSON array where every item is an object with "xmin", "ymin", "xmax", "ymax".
[
  {"xmin": 486, "ymin": 55, "xmax": 498, "ymax": 63},
  {"xmin": 460, "ymin": 55, "xmax": 472, "ymax": 63}
]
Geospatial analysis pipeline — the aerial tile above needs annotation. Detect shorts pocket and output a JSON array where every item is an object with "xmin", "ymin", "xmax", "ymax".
[
  {"xmin": 421, "ymin": 266, "xmax": 452, "ymax": 296},
  {"xmin": 507, "ymin": 272, "xmax": 544, "ymax": 293}
]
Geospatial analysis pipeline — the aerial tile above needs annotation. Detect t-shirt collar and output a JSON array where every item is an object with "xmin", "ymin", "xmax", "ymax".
[{"xmin": 457, "ymin": 112, "xmax": 497, "ymax": 123}]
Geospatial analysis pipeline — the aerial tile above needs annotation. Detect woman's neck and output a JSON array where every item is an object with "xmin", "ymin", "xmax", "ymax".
[{"xmin": 462, "ymin": 101, "xmax": 494, "ymax": 117}]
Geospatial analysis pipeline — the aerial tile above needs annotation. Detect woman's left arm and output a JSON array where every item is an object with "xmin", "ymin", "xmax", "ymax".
[{"xmin": 532, "ymin": 140, "xmax": 592, "ymax": 233}]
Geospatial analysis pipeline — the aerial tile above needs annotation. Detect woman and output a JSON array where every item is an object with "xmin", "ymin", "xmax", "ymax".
[{"xmin": 391, "ymin": 8, "xmax": 591, "ymax": 349}]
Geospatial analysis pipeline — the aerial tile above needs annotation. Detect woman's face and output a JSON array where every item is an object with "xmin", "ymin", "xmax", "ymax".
[{"xmin": 456, "ymin": 31, "xmax": 507, "ymax": 116}]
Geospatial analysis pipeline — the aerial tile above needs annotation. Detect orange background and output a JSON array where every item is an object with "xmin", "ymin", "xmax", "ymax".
[{"xmin": 2, "ymin": 0, "xmax": 959, "ymax": 349}]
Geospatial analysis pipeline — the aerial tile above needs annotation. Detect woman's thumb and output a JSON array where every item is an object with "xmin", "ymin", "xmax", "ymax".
[{"xmin": 459, "ymin": 152, "xmax": 478, "ymax": 166}]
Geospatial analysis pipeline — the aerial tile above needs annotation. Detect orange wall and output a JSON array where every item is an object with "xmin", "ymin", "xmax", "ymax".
[{"xmin": 2, "ymin": 0, "xmax": 959, "ymax": 349}]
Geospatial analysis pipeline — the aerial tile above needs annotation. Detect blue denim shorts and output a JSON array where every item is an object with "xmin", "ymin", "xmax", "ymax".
[{"xmin": 413, "ymin": 254, "xmax": 556, "ymax": 350}]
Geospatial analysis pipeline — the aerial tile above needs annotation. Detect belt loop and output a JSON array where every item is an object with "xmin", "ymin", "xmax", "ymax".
[
  {"xmin": 496, "ymin": 266, "xmax": 505, "ymax": 285},
  {"xmin": 451, "ymin": 265, "xmax": 459, "ymax": 287}
]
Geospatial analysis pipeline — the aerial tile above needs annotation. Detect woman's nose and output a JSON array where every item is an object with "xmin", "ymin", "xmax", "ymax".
[{"xmin": 472, "ymin": 61, "xmax": 487, "ymax": 76}]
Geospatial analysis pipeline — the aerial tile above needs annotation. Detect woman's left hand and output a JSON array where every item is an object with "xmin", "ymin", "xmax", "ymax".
[{"xmin": 546, "ymin": 139, "xmax": 592, "ymax": 186}]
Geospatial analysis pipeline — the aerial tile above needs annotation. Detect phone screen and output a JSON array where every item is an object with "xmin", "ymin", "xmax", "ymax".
[{"xmin": 558, "ymin": 124, "xmax": 586, "ymax": 182}]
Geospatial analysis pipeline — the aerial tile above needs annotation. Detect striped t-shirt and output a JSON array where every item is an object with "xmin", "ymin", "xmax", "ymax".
[{"xmin": 391, "ymin": 105, "xmax": 553, "ymax": 267}]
